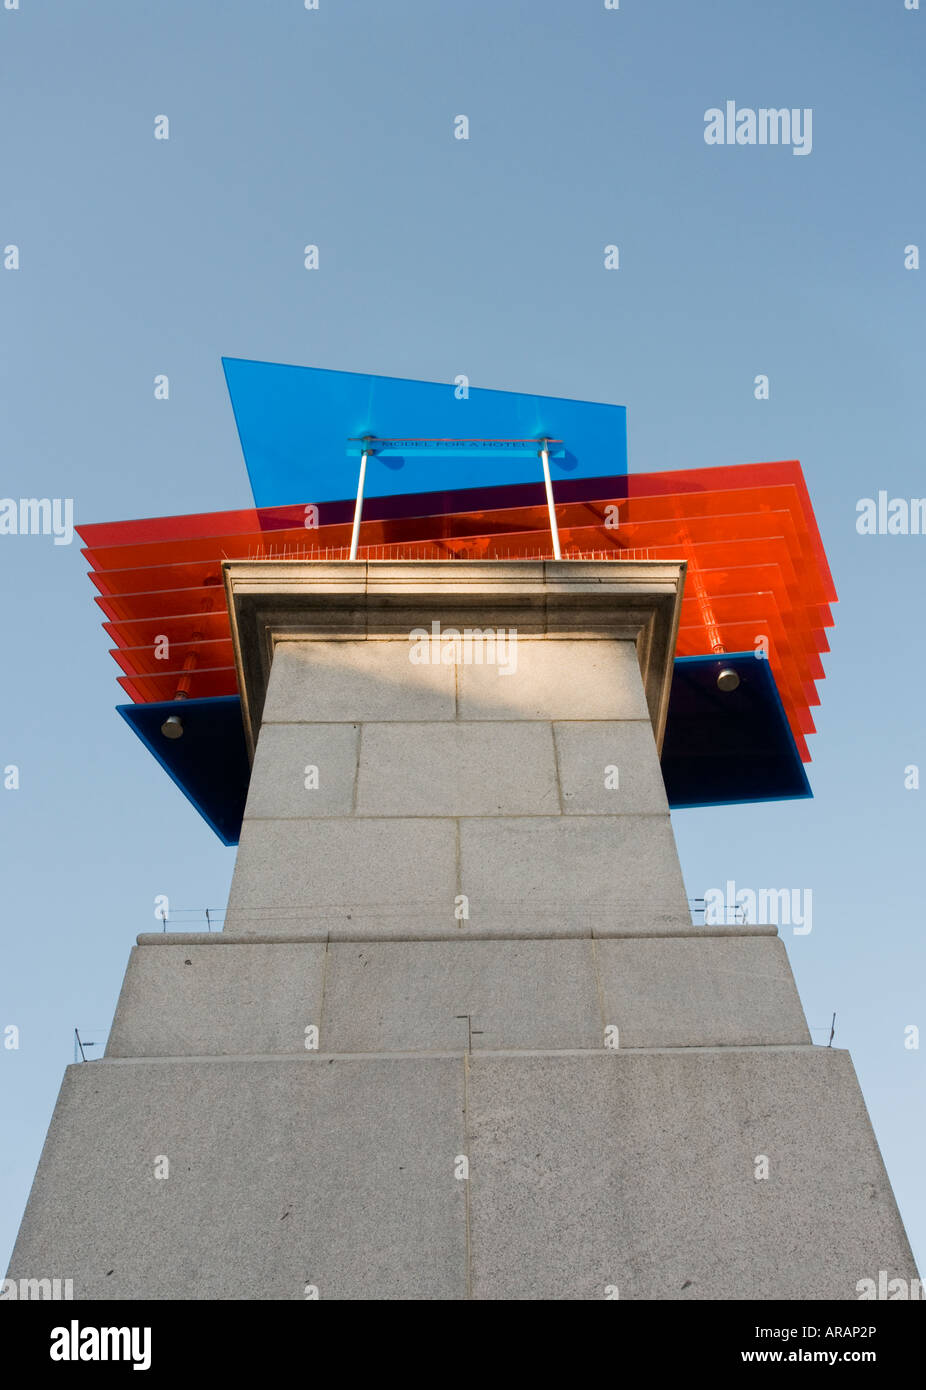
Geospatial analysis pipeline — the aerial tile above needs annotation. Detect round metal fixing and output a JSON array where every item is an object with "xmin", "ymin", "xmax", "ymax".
[{"xmin": 717, "ymin": 667, "xmax": 741, "ymax": 692}]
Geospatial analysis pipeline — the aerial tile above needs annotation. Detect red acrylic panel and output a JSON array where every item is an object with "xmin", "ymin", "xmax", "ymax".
[{"xmin": 77, "ymin": 460, "xmax": 837, "ymax": 764}]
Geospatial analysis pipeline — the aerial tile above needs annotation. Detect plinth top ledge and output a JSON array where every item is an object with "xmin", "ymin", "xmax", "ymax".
[{"xmin": 222, "ymin": 559, "xmax": 687, "ymax": 755}]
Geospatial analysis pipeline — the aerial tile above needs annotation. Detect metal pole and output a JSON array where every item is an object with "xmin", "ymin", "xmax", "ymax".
[
  {"xmin": 539, "ymin": 439, "xmax": 562, "ymax": 560},
  {"xmin": 348, "ymin": 448, "xmax": 369, "ymax": 561}
]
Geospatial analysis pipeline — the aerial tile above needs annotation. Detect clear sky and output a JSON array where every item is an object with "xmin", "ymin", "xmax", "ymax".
[{"xmin": 1, "ymin": 0, "xmax": 924, "ymax": 1277}]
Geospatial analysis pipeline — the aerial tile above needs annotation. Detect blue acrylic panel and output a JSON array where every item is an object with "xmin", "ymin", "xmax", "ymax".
[
  {"xmin": 661, "ymin": 654, "xmax": 812, "ymax": 810},
  {"xmin": 117, "ymin": 697, "xmax": 249, "ymax": 846},
  {"xmin": 222, "ymin": 358, "xmax": 627, "ymax": 508}
]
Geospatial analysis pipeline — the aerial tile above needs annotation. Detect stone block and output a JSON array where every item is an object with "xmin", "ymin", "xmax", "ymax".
[
  {"xmin": 106, "ymin": 943, "xmax": 327, "ymax": 1057},
  {"xmin": 262, "ymin": 640, "xmax": 455, "ymax": 725},
  {"xmin": 225, "ymin": 818, "xmax": 458, "ymax": 937},
  {"xmin": 7, "ymin": 1057, "xmax": 466, "ymax": 1300},
  {"xmin": 466, "ymin": 1048, "xmax": 918, "ymax": 1299},
  {"xmin": 321, "ymin": 939, "xmax": 601, "ymax": 1052},
  {"xmin": 355, "ymin": 722, "xmax": 559, "ymax": 817},
  {"xmin": 457, "ymin": 639, "xmax": 649, "ymax": 722},
  {"xmin": 458, "ymin": 816, "xmax": 690, "ymax": 935},
  {"xmin": 244, "ymin": 723, "xmax": 359, "ymax": 819},
  {"xmin": 594, "ymin": 935, "xmax": 811, "ymax": 1047},
  {"xmin": 554, "ymin": 720, "xmax": 669, "ymax": 814}
]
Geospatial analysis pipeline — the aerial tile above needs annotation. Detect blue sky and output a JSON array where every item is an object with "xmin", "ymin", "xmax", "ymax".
[{"xmin": 1, "ymin": 0, "xmax": 924, "ymax": 1275}]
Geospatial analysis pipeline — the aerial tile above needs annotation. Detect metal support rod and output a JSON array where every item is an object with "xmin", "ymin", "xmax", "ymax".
[
  {"xmin": 539, "ymin": 439, "xmax": 562, "ymax": 560},
  {"xmin": 348, "ymin": 448, "xmax": 369, "ymax": 561},
  {"xmin": 171, "ymin": 638, "xmax": 202, "ymax": 701}
]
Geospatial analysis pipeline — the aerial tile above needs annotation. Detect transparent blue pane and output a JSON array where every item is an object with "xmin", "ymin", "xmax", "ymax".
[{"xmin": 223, "ymin": 358, "xmax": 627, "ymax": 507}]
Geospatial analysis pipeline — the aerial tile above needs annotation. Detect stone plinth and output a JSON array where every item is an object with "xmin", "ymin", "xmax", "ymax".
[
  {"xmin": 224, "ymin": 561, "xmax": 689, "ymax": 937},
  {"xmin": 7, "ymin": 562, "xmax": 917, "ymax": 1300}
]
